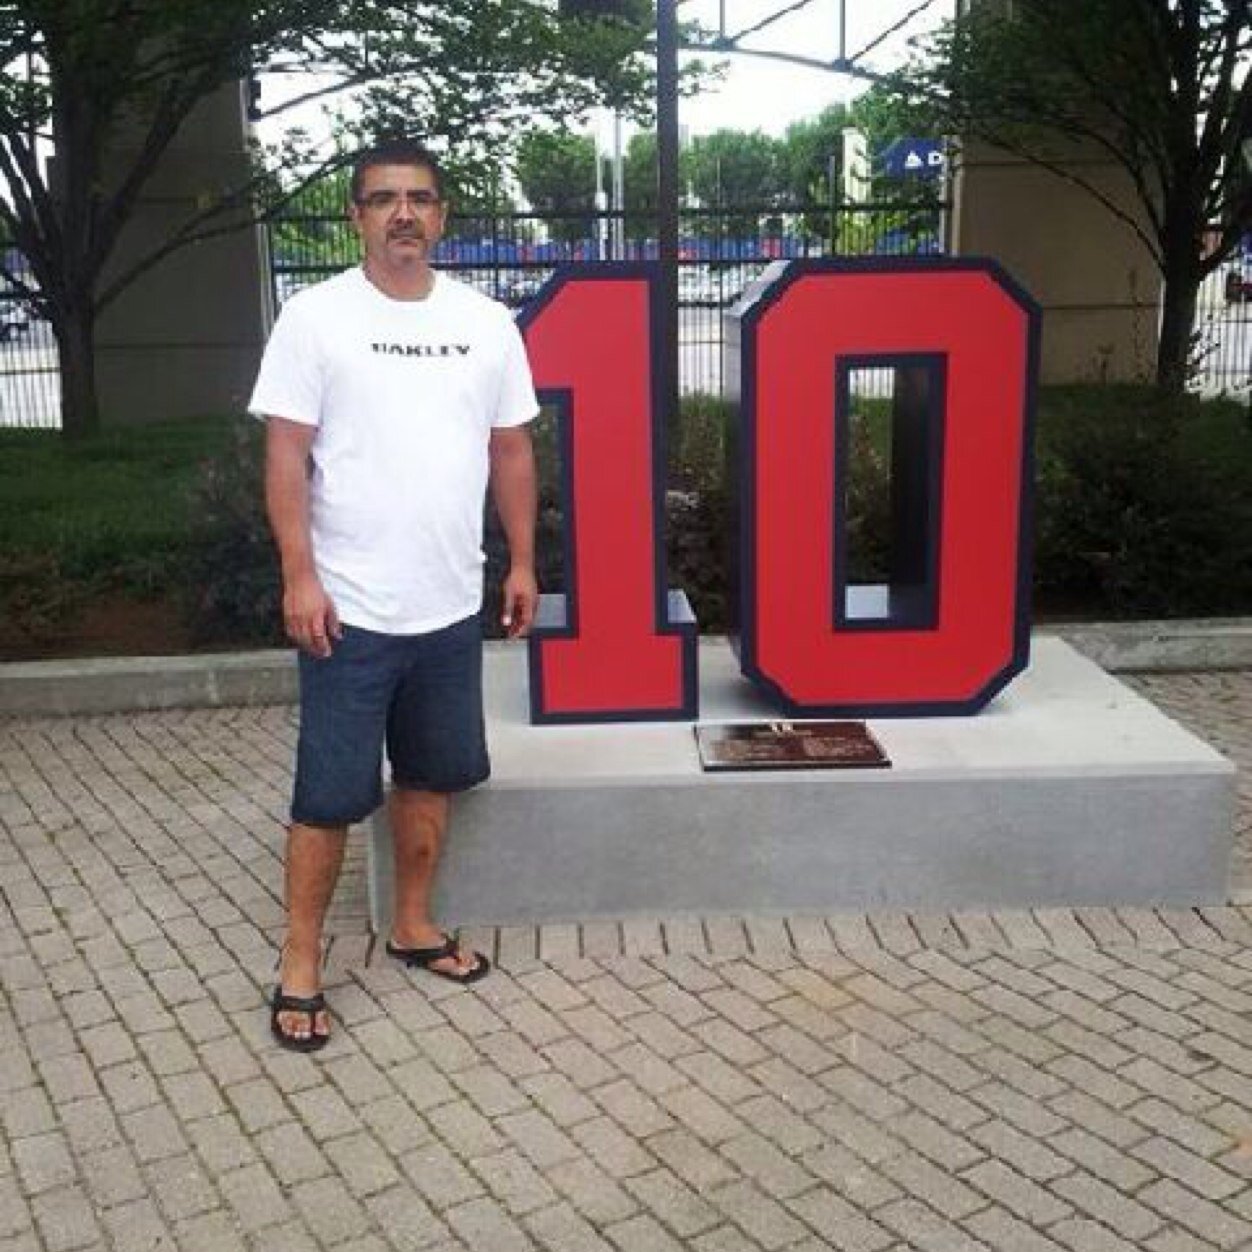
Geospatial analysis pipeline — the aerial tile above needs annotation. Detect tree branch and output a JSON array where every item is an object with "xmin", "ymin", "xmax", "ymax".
[
  {"xmin": 0, "ymin": 121, "xmax": 59, "ymax": 241},
  {"xmin": 86, "ymin": 73, "xmax": 219, "ymax": 280},
  {"xmin": 252, "ymin": 70, "xmax": 382, "ymax": 120},
  {"xmin": 1193, "ymin": 2, "xmax": 1247, "ymax": 215},
  {"xmin": 94, "ymin": 153, "xmax": 353, "ymax": 312},
  {"xmin": 959, "ymin": 129, "xmax": 1163, "ymax": 268}
]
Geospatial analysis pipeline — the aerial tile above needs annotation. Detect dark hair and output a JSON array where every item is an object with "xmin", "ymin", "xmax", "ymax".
[{"xmin": 350, "ymin": 140, "xmax": 445, "ymax": 203}]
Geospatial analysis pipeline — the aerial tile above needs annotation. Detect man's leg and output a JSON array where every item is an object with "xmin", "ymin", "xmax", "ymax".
[
  {"xmin": 275, "ymin": 626, "xmax": 395, "ymax": 1044},
  {"xmin": 389, "ymin": 788, "xmax": 480, "ymax": 977},
  {"xmin": 385, "ymin": 617, "xmax": 491, "ymax": 980},
  {"xmin": 276, "ymin": 821, "xmax": 347, "ymax": 1041}
]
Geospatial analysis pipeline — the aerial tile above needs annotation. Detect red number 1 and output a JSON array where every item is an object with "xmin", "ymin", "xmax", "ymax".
[{"xmin": 519, "ymin": 265, "xmax": 698, "ymax": 723}]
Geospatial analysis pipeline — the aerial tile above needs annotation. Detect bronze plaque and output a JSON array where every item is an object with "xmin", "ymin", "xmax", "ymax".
[{"xmin": 695, "ymin": 721, "xmax": 890, "ymax": 772}]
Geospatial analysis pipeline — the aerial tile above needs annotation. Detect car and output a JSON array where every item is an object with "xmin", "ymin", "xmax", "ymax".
[
  {"xmin": 1225, "ymin": 267, "xmax": 1252, "ymax": 304},
  {"xmin": 0, "ymin": 301, "xmax": 32, "ymax": 342},
  {"xmin": 498, "ymin": 271, "xmax": 547, "ymax": 308},
  {"xmin": 677, "ymin": 265, "xmax": 722, "ymax": 305}
]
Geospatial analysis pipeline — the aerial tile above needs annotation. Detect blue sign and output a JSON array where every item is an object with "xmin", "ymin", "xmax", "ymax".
[{"xmin": 879, "ymin": 139, "xmax": 945, "ymax": 179}]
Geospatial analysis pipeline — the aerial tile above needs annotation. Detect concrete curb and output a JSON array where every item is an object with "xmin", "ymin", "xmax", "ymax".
[
  {"xmin": 2, "ymin": 619, "xmax": 1251, "ymax": 717},
  {"xmin": 0, "ymin": 649, "xmax": 298, "ymax": 717},
  {"xmin": 1051, "ymin": 616, "xmax": 1252, "ymax": 673}
]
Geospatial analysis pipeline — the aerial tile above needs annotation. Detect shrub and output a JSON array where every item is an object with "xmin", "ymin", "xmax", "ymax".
[
  {"xmin": 671, "ymin": 393, "xmax": 730, "ymax": 495},
  {"xmin": 189, "ymin": 409, "xmax": 568, "ymax": 646},
  {"xmin": 667, "ymin": 485, "xmax": 731, "ymax": 631},
  {"xmin": 0, "ymin": 421, "xmax": 232, "ymax": 653},
  {"xmin": 183, "ymin": 387, "xmax": 1252, "ymax": 645},
  {"xmin": 1033, "ymin": 386, "xmax": 1252, "ymax": 617},
  {"xmin": 0, "ymin": 422, "xmax": 228, "ymax": 592},
  {"xmin": 182, "ymin": 419, "xmax": 284, "ymax": 646}
]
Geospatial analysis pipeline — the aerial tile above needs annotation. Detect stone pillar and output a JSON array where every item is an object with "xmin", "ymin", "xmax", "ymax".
[
  {"xmin": 95, "ymin": 82, "xmax": 270, "ymax": 425},
  {"xmin": 951, "ymin": 138, "xmax": 1159, "ymax": 386}
]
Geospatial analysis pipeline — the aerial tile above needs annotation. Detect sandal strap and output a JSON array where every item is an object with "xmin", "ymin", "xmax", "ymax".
[
  {"xmin": 272, "ymin": 988, "xmax": 327, "ymax": 1014},
  {"xmin": 420, "ymin": 934, "xmax": 459, "ymax": 961},
  {"xmin": 388, "ymin": 933, "xmax": 459, "ymax": 963}
]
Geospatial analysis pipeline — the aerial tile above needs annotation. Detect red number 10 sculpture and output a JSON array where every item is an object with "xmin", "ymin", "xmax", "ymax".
[{"xmin": 518, "ymin": 259, "xmax": 1039, "ymax": 724}]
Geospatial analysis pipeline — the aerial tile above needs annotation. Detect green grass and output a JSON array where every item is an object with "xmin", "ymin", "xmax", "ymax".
[{"xmin": 0, "ymin": 418, "xmax": 237, "ymax": 583}]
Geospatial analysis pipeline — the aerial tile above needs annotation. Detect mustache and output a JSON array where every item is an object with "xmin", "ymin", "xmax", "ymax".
[{"xmin": 388, "ymin": 226, "xmax": 425, "ymax": 240}]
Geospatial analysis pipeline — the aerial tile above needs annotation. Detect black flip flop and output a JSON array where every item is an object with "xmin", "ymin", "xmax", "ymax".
[
  {"xmin": 386, "ymin": 933, "xmax": 491, "ymax": 985},
  {"xmin": 270, "ymin": 987, "xmax": 331, "ymax": 1052}
]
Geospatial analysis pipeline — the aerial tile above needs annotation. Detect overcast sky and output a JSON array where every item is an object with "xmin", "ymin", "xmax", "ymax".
[
  {"xmin": 257, "ymin": 1, "xmax": 955, "ymax": 152},
  {"xmin": 675, "ymin": 0, "xmax": 954, "ymax": 136}
]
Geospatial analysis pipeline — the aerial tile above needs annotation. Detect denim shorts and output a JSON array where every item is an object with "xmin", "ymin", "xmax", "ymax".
[{"xmin": 291, "ymin": 615, "xmax": 490, "ymax": 827}]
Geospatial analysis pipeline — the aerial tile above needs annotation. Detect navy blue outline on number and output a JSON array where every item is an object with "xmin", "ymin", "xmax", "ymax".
[
  {"xmin": 517, "ymin": 263, "xmax": 699, "ymax": 725},
  {"xmin": 732, "ymin": 255, "xmax": 1040, "ymax": 718},
  {"xmin": 832, "ymin": 351, "xmax": 947, "ymax": 634}
]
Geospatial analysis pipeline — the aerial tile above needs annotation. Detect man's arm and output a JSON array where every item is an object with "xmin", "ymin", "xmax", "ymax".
[
  {"xmin": 488, "ymin": 425, "xmax": 539, "ymax": 638},
  {"xmin": 265, "ymin": 416, "xmax": 340, "ymax": 657}
]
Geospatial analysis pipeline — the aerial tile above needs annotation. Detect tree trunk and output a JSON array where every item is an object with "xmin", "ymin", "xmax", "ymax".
[
  {"xmin": 1154, "ymin": 199, "xmax": 1205, "ymax": 397},
  {"xmin": 1156, "ymin": 268, "xmax": 1201, "ymax": 397},
  {"xmin": 56, "ymin": 305, "xmax": 100, "ymax": 441}
]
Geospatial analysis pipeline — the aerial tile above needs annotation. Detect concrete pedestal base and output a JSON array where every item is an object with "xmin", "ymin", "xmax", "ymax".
[{"xmin": 367, "ymin": 637, "xmax": 1235, "ymax": 930}]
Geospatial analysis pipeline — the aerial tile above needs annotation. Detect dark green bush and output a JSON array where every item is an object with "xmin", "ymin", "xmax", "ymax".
[
  {"xmin": 670, "ymin": 393, "xmax": 729, "ymax": 495},
  {"xmin": 189, "ymin": 410, "xmax": 568, "ymax": 646},
  {"xmin": 0, "ymin": 420, "xmax": 231, "ymax": 650},
  {"xmin": 1033, "ymin": 386, "xmax": 1252, "ymax": 617},
  {"xmin": 185, "ymin": 387, "xmax": 1252, "ymax": 643},
  {"xmin": 483, "ymin": 489, "xmax": 566, "ymax": 639},
  {"xmin": 667, "ymin": 485, "xmax": 731, "ymax": 631},
  {"xmin": 182, "ymin": 419, "xmax": 284, "ymax": 646}
]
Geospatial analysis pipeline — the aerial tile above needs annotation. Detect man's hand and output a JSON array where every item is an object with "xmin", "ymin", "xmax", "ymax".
[
  {"xmin": 489, "ymin": 426, "xmax": 539, "ymax": 639},
  {"xmin": 501, "ymin": 565, "xmax": 538, "ymax": 638},
  {"xmin": 266, "ymin": 417, "xmax": 339, "ymax": 657},
  {"xmin": 283, "ymin": 573, "xmax": 342, "ymax": 658}
]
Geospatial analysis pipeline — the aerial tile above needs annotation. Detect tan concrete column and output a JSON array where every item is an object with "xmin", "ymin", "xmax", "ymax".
[
  {"xmin": 951, "ymin": 137, "xmax": 1159, "ymax": 385},
  {"xmin": 94, "ymin": 82, "xmax": 270, "ymax": 425}
]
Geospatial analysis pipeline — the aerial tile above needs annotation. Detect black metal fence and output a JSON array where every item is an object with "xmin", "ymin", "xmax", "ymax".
[
  {"xmin": 2, "ymin": 206, "xmax": 1249, "ymax": 429},
  {"xmin": 268, "ymin": 196, "xmax": 1252, "ymax": 402},
  {"xmin": 270, "ymin": 191, "xmax": 950, "ymax": 397},
  {"xmin": 1194, "ymin": 252, "xmax": 1252, "ymax": 396},
  {"xmin": 0, "ymin": 254, "xmax": 58, "ymax": 430}
]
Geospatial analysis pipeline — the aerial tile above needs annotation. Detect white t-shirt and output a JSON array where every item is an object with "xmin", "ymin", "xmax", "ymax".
[{"xmin": 249, "ymin": 268, "xmax": 538, "ymax": 635}]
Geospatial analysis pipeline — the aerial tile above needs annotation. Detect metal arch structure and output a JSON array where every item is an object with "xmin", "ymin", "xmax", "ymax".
[
  {"xmin": 675, "ymin": 0, "xmax": 948, "ymax": 86},
  {"xmin": 651, "ymin": 0, "xmax": 952, "ymax": 448}
]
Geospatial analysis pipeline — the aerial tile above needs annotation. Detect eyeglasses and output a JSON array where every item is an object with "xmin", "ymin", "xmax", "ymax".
[{"xmin": 355, "ymin": 189, "xmax": 443, "ymax": 211}]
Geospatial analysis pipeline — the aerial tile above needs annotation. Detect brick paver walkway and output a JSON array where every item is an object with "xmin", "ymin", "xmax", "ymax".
[{"xmin": 2, "ymin": 672, "xmax": 1251, "ymax": 1251}]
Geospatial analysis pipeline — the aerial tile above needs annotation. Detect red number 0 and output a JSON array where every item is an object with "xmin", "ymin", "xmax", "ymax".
[{"xmin": 732, "ymin": 259, "xmax": 1037, "ymax": 715}]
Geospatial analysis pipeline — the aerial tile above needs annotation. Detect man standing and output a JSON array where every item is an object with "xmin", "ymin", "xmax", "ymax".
[{"xmin": 250, "ymin": 140, "xmax": 539, "ymax": 1051}]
